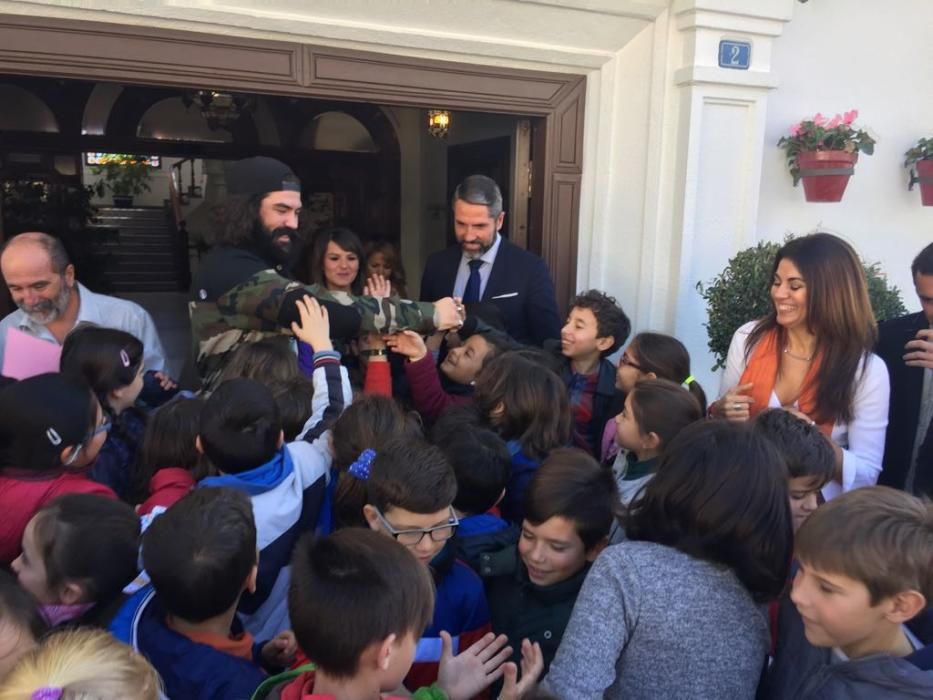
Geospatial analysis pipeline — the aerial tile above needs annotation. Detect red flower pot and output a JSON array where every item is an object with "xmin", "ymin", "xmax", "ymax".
[
  {"xmin": 797, "ymin": 150, "xmax": 858, "ymax": 202},
  {"xmin": 911, "ymin": 160, "xmax": 933, "ymax": 206}
]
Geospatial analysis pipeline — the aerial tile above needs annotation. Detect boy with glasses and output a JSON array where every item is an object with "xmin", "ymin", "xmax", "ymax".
[{"xmin": 361, "ymin": 437, "xmax": 493, "ymax": 692}]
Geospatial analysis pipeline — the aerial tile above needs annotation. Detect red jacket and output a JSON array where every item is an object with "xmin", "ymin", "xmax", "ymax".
[
  {"xmin": 137, "ymin": 468, "xmax": 196, "ymax": 516},
  {"xmin": 404, "ymin": 354, "xmax": 473, "ymax": 425},
  {"xmin": 0, "ymin": 470, "xmax": 116, "ymax": 565}
]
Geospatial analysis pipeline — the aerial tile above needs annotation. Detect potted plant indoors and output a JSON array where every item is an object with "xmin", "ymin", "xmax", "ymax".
[
  {"xmin": 696, "ymin": 236, "xmax": 906, "ymax": 371},
  {"xmin": 778, "ymin": 110, "xmax": 875, "ymax": 202},
  {"xmin": 905, "ymin": 137, "xmax": 933, "ymax": 206},
  {"xmin": 91, "ymin": 155, "xmax": 153, "ymax": 208}
]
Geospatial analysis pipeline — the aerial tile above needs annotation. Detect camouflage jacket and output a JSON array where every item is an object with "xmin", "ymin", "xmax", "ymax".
[{"xmin": 190, "ymin": 268, "xmax": 437, "ymax": 390}]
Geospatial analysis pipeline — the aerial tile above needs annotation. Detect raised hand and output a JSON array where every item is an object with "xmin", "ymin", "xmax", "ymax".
[
  {"xmin": 291, "ymin": 295, "xmax": 333, "ymax": 352},
  {"xmin": 715, "ymin": 382, "xmax": 754, "ymax": 422},
  {"xmin": 905, "ymin": 328, "xmax": 933, "ymax": 370},
  {"xmin": 498, "ymin": 639, "xmax": 544, "ymax": 700},
  {"xmin": 437, "ymin": 630, "xmax": 512, "ymax": 700},
  {"xmin": 435, "ymin": 297, "xmax": 466, "ymax": 331},
  {"xmin": 363, "ymin": 273, "xmax": 391, "ymax": 299},
  {"xmin": 384, "ymin": 330, "xmax": 428, "ymax": 363}
]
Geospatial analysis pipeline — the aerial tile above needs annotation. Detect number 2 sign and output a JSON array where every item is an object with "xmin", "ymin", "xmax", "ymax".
[{"xmin": 719, "ymin": 40, "xmax": 751, "ymax": 70}]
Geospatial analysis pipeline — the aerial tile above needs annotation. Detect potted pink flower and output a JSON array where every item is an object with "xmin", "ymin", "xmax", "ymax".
[{"xmin": 778, "ymin": 110, "xmax": 875, "ymax": 202}]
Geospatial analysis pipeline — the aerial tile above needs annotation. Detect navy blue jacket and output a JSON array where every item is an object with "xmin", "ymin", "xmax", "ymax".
[{"xmin": 419, "ymin": 238, "xmax": 561, "ymax": 346}]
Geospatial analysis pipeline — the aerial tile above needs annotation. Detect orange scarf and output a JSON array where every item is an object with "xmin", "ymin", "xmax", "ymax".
[
  {"xmin": 739, "ymin": 328, "xmax": 833, "ymax": 436},
  {"xmin": 172, "ymin": 625, "xmax": 255, "ymax": 661}
]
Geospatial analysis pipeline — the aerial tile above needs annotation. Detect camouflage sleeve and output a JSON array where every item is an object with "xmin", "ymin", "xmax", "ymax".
[{"xmin": 218, "ymin": 270, "xmax": 438, "ymax": 337}]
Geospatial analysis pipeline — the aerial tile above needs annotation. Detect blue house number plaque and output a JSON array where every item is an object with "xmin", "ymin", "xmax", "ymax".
[{"xmin": 719, "ymin": 40, "xmax": 751, "ymax": 70}]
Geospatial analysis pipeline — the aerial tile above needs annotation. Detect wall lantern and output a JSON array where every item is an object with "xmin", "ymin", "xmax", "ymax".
[{"xmin": 427, "ymin": 110, "xmax": 451, "ymax": 139}]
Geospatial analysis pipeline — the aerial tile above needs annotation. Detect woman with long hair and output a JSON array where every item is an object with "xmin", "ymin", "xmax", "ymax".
[
  {"xmin": 711, "ymin": 233, "xmax": 889, "ymax": 499},
  {"xmin": 302, "ymin": 227, "xmax": 365, "ymax": 295}
]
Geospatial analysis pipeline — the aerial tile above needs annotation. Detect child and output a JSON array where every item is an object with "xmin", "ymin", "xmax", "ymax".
[
  {"xmin": 111, "ymin": 487, "xmax": 296, "ymax": 700},
  {"xmin": 604, "ymin": 331, "xmax": 707, "ymax": 463},
  {"xmin": 543, "ymin": 421, "xmax": 793, "ymax": 699},
  {"xmin": 555, "ymin": 290, "xmax": 630, "ymax": 458},
  {"xmin": 11, "ymin": 494, "xmax": 140, "ymax": 628},
  {"xmin": 217, "ymin": 336, "xmax": 301, "ymax": 386},
  {"xmin": 611, "ymin": 378, "xmax": 703, "ymax": 506},
  {"xmin": 59, "ymin": 325, "xmax": 152, "ymax": 500},
  {"xmin": 754, "ymin": 408, "xmax": 836, "ymax": 532},
  {"xmin": 0, "ymin": 571, "xmax": 45, "ymax": 681},
  {"xmin": 361, "ymin": 438, "xmax": 492, "ymax": 692},
  {"xmin": 197, "ymin": 296, "xmax": 351, "ymax": 639},
  {"xmin": 133, "ymin": 396, "xmax": 207, "ymax": 515},
  {"xmin": 0, "ymin": 373, "xmax": 114, "ymax": 567},
  {"xmin": 385, "ymin": 323, "xmax": 519, "ymax": 425},
  {"xmin": 474, "ymin": 352, "xmax": 571, "ymax": 523},
  {"xmin": 764, "ymin": 486, "xmax": 933, "ymax": 699},
  {"xmin": 331, "ymin": 394, "xmax": 423, "ymax": 530},
  {"xmin": 253, "ymin": 528, "xmax": 543, "ymax": 700},
  {"xmin": 431, "ymin": 421, "xmax": 515, "ymax": 573},
  {"xmin": 0, "ymin": 628, "xmax": 161, "ymax": 700},
  {"xmin": 486, "ymin": 448, "xmax": 620, "ymax": 674},
  {"xmin": 270, "ymin": 376, "xmax": 317, "ymax": 441}
]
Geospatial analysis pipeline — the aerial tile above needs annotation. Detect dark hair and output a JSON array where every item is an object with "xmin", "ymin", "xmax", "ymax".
[
  {"xmin": 142, "ymin": 488, "xmax": 257, "ymax": 622},
  {"xmin": 60, "ymin": 325, "xmax": 144, "ymax": 414},
  {"xmin": 199, "ymin": 379, "xmax": 281, "ymax": 474},
  {"xmin": 217, "ymin": 336, "xmax": 299, "ymax": 386},
  {"xmin": 367, "ymin": 438, "xmax": 457, "ymax": 515},
  {"xmin": 912, "ymin": 242, "xmax": 933, "ymax": 278},
  {"xmin": 474, "ymin": 352, "xmax": 571, "ymax": 460},
  {"xmin": 288, "ymin": 529, "xmax": 434, "ymax": 678},
  {"xmin": 130, "ymin": 397, "xmax": 208, "ymax": 503},
  {"xmin": 0, "ymin": 373, "xmax": 98, "ymax": 473},
  {"xmin": 628, "ymin": 332, "xmax": 707, "ymax": 413},
  {"xmin": 452, "ymin": 174, "xmax": 503, "ymax": 219},
  {"xmin": 270, "ymin": 376, "xmax": 317, "ymax": 442},
  {"xmin": 32, "ymin": 494, "xmax": 140, "ymax": 605},
  {"xmin": 471, "ymin": 327, "xmax": 522, "ymax": 363},
  {"xmin": 624, "ymin": 420, "xmax": 793, "ymax": 602},
  {"xmin": 524, "ymin": 448, "xmax": 620, "ymax": 550},
  {"xmin": 628, "ymin": 379, "xmax": 703, "ymax": 449},
  {"xmin": 795, "ymin": 486, "xmax": 933, "ymax": 606},
  {"xmin": 0, "ymin": 569, "xmax": 46, "ymax": 641},
  {"xmin": 305, "ymin": 227, "xmax": 365, "ymax": 295},
  {"xmin": 753, "ymin": 409, "xmax": 836, "ymax": 485},
  {"xmin": 745, "ymin": 233, "xmax": 876, "ymax": 425},
  {"xmin": 331, "ymin": 396, "xmax": 423, "ymax": 528},
  {"xmin": 210, "ymin": 193, "xmax": 262, "ymax": 247},
  {"xmin": 364, "ymin": 240, "xmax": 408, "ymax": 298},
  {"xmin": 569, "ymin": 290, "xmax": 631, "ymax": 357},
  {"xmin": 434, "ymin": 426, "xmax": 511, "ymax": 515}
]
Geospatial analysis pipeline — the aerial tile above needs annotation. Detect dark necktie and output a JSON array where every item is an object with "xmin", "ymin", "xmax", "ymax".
[{"xmin": 462, "ymin": 259, "xmax": 484, "ymax": 303}]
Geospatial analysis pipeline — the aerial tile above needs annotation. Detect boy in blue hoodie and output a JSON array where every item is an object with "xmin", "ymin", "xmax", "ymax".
[
  {"xmin": 111, "ymin": 487, "xmax": 296, "ymax": 700},
  {"xmin": 764, "ymin": 486, "xmax": 933, "ymax": 699},
  {"xmin": 197, "ymin": 295, "xmax": 352, "ymax": 639}
]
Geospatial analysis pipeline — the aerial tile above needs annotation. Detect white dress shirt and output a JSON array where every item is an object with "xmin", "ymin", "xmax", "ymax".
[{"xmin": 452, "ymin": 233, "xmax": 503, "ymax": 300}]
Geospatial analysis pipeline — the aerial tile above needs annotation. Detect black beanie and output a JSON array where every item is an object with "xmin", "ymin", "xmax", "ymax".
[
  {"xmin": 0, "ymin": 373, "xmax": 94, "ymax": 472},
  {"xmin": 225, "ymin": 157, "xmax": 301, "ymax": 197}
]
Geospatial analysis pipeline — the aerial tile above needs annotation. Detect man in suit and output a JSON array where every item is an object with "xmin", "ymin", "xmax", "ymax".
[
  {"xmin": 877, "ymin": 242, "xmax": 933, "ymax": 497},
  {"xmin": 420, "ymin": 174, "xmax": 561, "ymax": 346}
]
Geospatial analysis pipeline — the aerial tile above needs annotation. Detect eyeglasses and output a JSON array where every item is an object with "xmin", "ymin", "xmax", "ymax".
[
  {"xmin": 619, "ymin": 354, "xmax": 644, "ymax": 372},
  {"xmin": 63, "ymin": 419, "xmax": 112, "ymax": 468},
  {"xmin": 374, "ymin": 507, "xmax": 459, "ymax": 546}
]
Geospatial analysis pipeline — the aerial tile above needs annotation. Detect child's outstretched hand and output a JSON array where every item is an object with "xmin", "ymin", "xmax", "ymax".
[
  {"xmin": 363, "ymin": 273, "xmax": 391, "ymax": 299},
  {"xmin": 384, "ymin": 330, "xmax": 428, "ymax": 363},
  {"xmin": 498, "ymin": 639, "xmax": 544, "ymax": 700},
  {"xmin": 152, "ymin": 371, "xmax": 177, "ymax": 391},
  {"xmin": 291, "ymin": 295, "xmax": 333, "ymax": 352},
  {"xmin": 261, "ymin": 630, "xmax": 298, "ymax": 669},
  {"xmin": 437, "ymin": 630, "xmax": 512, "ymax": 700}
]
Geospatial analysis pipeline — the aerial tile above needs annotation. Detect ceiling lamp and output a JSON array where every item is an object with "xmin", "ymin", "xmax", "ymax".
[
  {"xmin": 182, "ymin": 90, "xmax": 255, "ymax": 132},
  {"xmin": 428, "ymin": 110, "xmax": 451, "ymax": 139}
]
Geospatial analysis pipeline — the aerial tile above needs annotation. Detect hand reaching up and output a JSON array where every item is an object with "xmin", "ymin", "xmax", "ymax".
[
  {"xmin": 363, "ymin": 273, "xmax": 392, "ymax": 299},
  {"xmin": 498, "ymin": 639, "xmax": 544, "ymax": 700},
  {"xmin": 437, "ymin": 630, "xmax": 512, "ymax": 700},
  {"xmin": 291, "ymin": 295, "xmax": 333, "ymax": 352},
  {"xmin": 384, "ymin": 330, "xmax": 428, "ymax": 363}
]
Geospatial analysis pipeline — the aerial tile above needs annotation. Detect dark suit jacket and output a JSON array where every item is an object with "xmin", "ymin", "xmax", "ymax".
[
  {"xmin": 419, "ymin": 239, "xmax": 562, "ymax": 346},
  {"xmin": 876, "ymin": 312, "xmax": 933, "ymax": 496}
]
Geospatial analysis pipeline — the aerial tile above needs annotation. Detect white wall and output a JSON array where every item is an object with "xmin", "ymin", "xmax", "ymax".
[
  {"xmin": 758, "ymin": 0, "xmax": 933, "ymax": 313},
  {"xmin": 84, "ymin": 157, "xmax": 205, "ymax": 208}
]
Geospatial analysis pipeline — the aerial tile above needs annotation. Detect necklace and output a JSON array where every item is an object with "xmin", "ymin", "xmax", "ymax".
[{"xmin": 783, "ymin": 346, "xmax": 813, "ymax": 362}]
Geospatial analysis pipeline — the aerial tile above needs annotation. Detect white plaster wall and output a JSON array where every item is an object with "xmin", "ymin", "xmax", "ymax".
[
  {"xmin": 758, "ymin": 0, "xmax": 933, "ymax": 313},
  {"xmin": 84, "ymin": 157, "xmax": 205, "ymax": 209}
]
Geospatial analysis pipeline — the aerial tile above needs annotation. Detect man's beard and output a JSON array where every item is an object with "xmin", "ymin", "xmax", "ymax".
[
  {"xmin": 253, "ymin": 222, "xmax": 296, "ymax": 269},
  {"xmin": 19, "ymin": 281, "xmax": 72, "ymax": 325}
]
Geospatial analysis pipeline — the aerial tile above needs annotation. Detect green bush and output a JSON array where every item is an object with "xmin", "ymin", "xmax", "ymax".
[{"xmin": 696, "ymin": 237, "xmax": 907, "ymax": 371}]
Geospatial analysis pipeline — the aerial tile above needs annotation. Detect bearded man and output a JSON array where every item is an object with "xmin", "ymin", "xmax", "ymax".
[{"xmin": 0, "ymin": 231, "xmax": 168, "ymax": 374}]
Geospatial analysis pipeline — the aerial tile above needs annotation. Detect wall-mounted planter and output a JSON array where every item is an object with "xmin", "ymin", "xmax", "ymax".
[
  {"xmin": 908, "ymin": 160, "xmax": 933, "ymax": 206},
  {"xmin": 797, "ymin": 150, "xmax": 858, "ymax": 202}
]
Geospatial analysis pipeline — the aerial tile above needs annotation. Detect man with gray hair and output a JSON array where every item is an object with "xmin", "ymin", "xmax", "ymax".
[
  {"xmin": 420, "ymin": 174, "xmax": 561, "ymax": 345},
  {"xmin": 0, "ymin": 231, "xmax": 168, "ymax": 375}
]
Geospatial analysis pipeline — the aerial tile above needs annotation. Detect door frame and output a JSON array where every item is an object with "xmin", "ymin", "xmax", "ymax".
[{"xmin": 0, "ymin": 14, "xmax": 585, "ymax": 308}]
